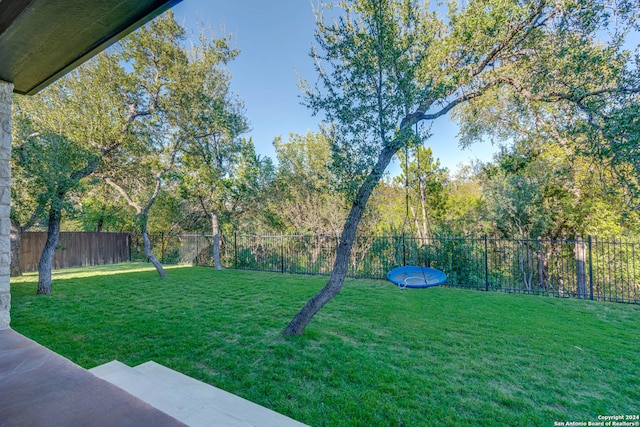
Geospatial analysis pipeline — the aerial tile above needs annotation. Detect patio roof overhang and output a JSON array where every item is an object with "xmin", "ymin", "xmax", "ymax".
[{"xmin": 0, "ymin": 0, "xmax": 182, "ymax": 95}]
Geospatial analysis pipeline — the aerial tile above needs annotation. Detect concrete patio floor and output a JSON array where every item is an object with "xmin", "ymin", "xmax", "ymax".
[
  {"xmin": 0, "ymin": 328, "xmax": 310, "ymax": 427},
  {"xmin": 0, "ymin": 328, "xmax": 186, "ymax": 427}
]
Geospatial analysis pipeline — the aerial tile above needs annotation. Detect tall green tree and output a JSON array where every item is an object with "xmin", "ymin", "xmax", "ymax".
[
  {"xmin": 102, "ymin": 141, "xmax": 180, "ymax": 279},
  {"xmin": 12, "ymin": 11, "xmax": 245, "ymax": 285},
  {"xmin": 218, "ymin": 142, "xmax": 276, "ymax": 234},
  {"xmin": 482, "ymin": 138, "xmax": 639, "ymax": 239},
  {"xmin": 440, "ymin": 165, "xmax": 488, "ymax": 235},
  {"xmin": 10, "ymin": 126, "xmax": 44, "ymax": 277},
  {"xmin": 452, "ymin": 3, "xmax": 640, "ymax": 207},
  {"xmin": 99, "ymin": 12, "xmax": 243, "ymax": 277},
  {"xmin": 576, "ymin": 91, "xmax": 640, "ymax": 207},
  {"xmin": 180, "ymin": 139, "xmax": 268, "ymax": 270},
  {"xmin": 395, "ymin": 145, "xmax": 448, "ymax": 241},
  {"xmin": 11, "ymin": 129, "xmax": 89, "ymax": 285},
  {"xmin": 11, "ymin": 46, "xmax": 148, "ymax": 294},
  {"xmin": 283, "ymin": 0, "xmax": 639, "ymax": 335},
  {"xmin": 173, "ymin": 25, "xmax": 248, "ymax": 269},
  {"xmin": 272, "ymin": 131, "xmax": 348, "ymax": 235}
]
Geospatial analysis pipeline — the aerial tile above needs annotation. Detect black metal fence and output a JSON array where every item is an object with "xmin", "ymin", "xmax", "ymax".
[
  {"xmin": 140, "ymin": 232, "xmax": 640, "ymax": 304},
  {"xmin": 130, "ymin": 232, "xmax": 188, "ymax": 265}
]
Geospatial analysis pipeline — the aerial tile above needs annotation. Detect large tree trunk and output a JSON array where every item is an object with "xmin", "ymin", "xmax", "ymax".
[
  {"xmin": 211, "ymin": 211, "xmax": 222, "ymax": 270},
  {"xmin": 283, "ymin": 144, "xmax": 398, "ymax": 336},
  {"xmin": 10, "ymin": 219, "xmax": 22, "ymax": 277},
  {"xmin": 536, "ymin": 247, "xmax": 546, "ymax": 289},
  {"xmin": 37, "ymin": 210, "xmax": 62, "ymax": 295},
  {"xmin": 575, "ymin": 236, "xmax": 587, "ymax": 298}
]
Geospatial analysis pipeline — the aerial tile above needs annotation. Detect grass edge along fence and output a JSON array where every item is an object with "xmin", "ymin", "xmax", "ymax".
[{"xmin": 141, "ymin": 232, "xmax": 640, "ymax": 305}]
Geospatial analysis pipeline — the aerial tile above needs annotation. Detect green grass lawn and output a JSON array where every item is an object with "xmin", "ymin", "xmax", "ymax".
[{"xmin": 10, "ymin": 264, "xmax": 640, "ymax": 426}]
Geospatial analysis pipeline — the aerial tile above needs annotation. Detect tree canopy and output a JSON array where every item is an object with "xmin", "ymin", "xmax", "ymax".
[
  {"xmin": 12, "ymin": 11, "xmax": 251, "ymax": 285},
  {"xmin": 11, "ymin": 3, "xmax": 639, "ymax": 315},
  {"xmin": 282, "ymin": 0, "xmax": 640, "ymax": 335}
]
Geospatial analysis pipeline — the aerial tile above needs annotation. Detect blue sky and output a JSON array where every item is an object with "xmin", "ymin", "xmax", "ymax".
[{"xmin": 169, "ymin": 1, "xmax": 501, "ymax": 173}]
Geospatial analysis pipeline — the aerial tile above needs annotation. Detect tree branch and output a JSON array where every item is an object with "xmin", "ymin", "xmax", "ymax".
[
  {"xmin": 468, "ymin": 0, "xmax": 547, "ymax": 78},
  {"xmin": 400, "ymin": 87, "xmax": 488, "ymax": 131},
  {"xmin": 103, "ymin": 177, "xmax": 142, "ymax": 214},
  {"xmin": 498, "ymin": 76, "xmax": 640, "ymax": 105}
]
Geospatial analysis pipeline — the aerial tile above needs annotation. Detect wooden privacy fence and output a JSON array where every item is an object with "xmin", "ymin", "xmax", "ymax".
[{"xmin": 19, "ymin": 232, "xmax": 130, "ymax": 272}]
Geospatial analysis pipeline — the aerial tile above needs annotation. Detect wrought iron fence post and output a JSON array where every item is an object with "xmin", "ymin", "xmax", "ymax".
[
  {"xmin": 588, "ymin": 235, "xmax": 594, "ymax": 300},
  {"xmin": 234, "ymin": 232, "xmax": 238, "ymax": 269},
  {"xmin": 484, "ymin": 234, "xmax": 489, "ymax": 291},
  {"xmin": 195, "ymin": 233, "xmax": 199, "ymax": 264},
  {"xmin": 281, "ymin": 233, "xmax": 285, "ymax": 273}
]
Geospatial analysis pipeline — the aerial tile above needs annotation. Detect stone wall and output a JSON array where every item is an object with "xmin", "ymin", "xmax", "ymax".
[{"xmin": 0, "ymin": 81, "xmax": 12, "ymax": 329}]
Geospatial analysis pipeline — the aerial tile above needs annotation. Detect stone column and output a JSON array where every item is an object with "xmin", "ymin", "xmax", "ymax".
[{"xmin": 0, "ymin": 80, "xmax": 12, "ymax": 329}]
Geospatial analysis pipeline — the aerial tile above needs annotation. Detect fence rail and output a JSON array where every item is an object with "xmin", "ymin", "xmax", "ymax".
[{"xmin": 143, "ymin": 232, "xmax": 640, "ymax": 305}]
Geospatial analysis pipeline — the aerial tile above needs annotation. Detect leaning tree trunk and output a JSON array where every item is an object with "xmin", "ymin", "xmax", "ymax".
[
  {"xmin": 142, "ymin": 228, "xmax": 168, "ymax": 279},
  {"xmin": 37, "ymin": 210, "xmax": 62, "ymax": 295},
  {"xmin": 10, "ymin": 219, "xmax": 22, "ymax": 277},
  {"xmin": 283, "ymin": 144, "xmax": 398, "ymax": 336},
  {"xmin": 211, "ymin": 211, "xmax": 222, "ymax": 270}
]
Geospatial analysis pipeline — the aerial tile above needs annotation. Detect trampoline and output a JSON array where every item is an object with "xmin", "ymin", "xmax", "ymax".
[{"xmin": 387, "ymin": 266, "xmax": 447, "ymax": 289}]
